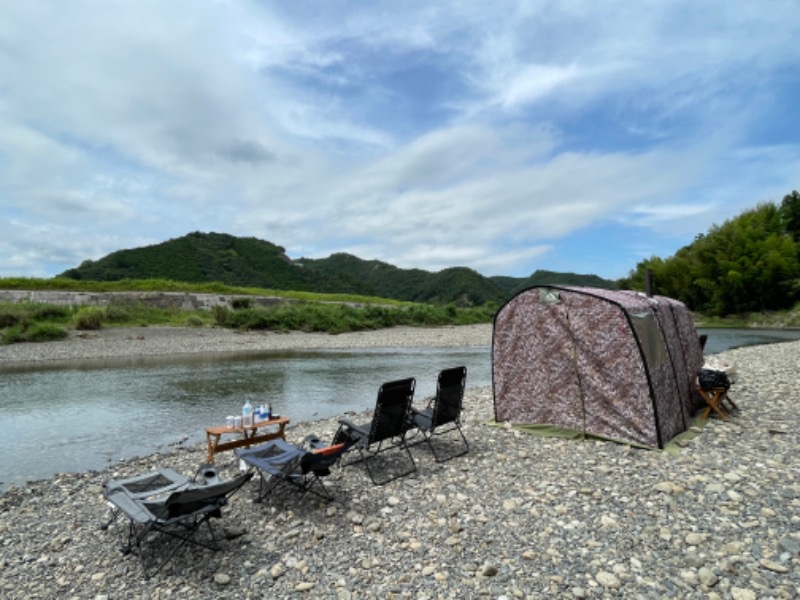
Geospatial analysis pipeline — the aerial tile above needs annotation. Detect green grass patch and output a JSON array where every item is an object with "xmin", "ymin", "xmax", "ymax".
[
  {"xmin": 25, "ymin": 322, "xmax": 69, "ymax": 342},
  {"xmin": 0, "ymin": 282, "xmax": 494, "ymax": 345},
  {"xmin": 217, "ymin": 301, "xmax": 495, "ymax": 334},
  {"xmin": 1, "ymin": 316, "xmax": 68, "ymax": 344},
  {"xmin": 0, "ymin": 277, "xmax": 408, "ymax": 306}
]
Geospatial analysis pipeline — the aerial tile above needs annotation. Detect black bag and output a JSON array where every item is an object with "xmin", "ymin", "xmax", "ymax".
[{"xmin": 698, "ymin": 368, "xmax": 730, "ymax": 390}]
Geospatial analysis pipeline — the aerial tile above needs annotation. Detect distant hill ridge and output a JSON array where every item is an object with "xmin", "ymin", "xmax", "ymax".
[{"xmin": 59, "ymin": 231, "xmax": 617, "ymax": 305}]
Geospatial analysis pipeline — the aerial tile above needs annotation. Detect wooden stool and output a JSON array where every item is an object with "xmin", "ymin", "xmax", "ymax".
[{"xmin": 697, "ymin": 386, "xmax": 738, "ymax": 421}]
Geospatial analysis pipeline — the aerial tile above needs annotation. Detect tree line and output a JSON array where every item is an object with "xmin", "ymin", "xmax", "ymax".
[{"xmin": 621, "ymin": 190, "xmax": 800, "ymax": 316}]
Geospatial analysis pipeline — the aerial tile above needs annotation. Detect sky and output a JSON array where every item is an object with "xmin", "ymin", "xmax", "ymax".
[{"xmin": 1, "ymin": 1, "xmax": 799, "ymax": 281}]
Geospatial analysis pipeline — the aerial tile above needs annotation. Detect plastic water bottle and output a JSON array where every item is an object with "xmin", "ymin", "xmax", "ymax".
[{"xmin": 242, "ymin": 399, "xmax": 254, "ymax": 427}]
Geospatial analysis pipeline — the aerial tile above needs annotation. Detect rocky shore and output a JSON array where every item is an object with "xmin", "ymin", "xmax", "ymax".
[{"xmin": 1, "ymin": 328, "xmax": 799, "ymax": 599}]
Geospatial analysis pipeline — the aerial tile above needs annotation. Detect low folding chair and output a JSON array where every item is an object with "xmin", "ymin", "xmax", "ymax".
[
  {"xmin": 102, "ymin": 469, "xmax": 252, "ymax": 578},
  {"xmin": 334, "ymin": 377, "xmax": 417, "ymax": 485},
  {"xmin": 408, "ymin": 366, "xmax": 469, "ymax": 462},
  {"xmin": 236, "ymin": 436, "xmax": 353, "ymax": 503},
  {"xmin": 697, "ymin": 368, "xmax": 738, "ymax": 421}
]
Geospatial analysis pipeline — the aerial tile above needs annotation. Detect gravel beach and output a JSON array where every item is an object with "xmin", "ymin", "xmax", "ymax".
[
  {"xmin": 1, "ymin": 326, "xmax": 799, "ymax": 599},
  {"xmin": 0, "ymin": 324, "xmax": 493, "ymax": 366}
]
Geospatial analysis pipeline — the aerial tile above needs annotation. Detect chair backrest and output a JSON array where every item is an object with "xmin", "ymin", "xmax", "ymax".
[
  {"xmin": 367, "ymin": 377, "xmax": 416, "ymax": 445},
  {"xmin": 149, "ymin": 472, "xmax": 253, "ymax": 521},
  {"xmin": 431, "ymin": 366, "xmax": 467, "ymax": 428}
]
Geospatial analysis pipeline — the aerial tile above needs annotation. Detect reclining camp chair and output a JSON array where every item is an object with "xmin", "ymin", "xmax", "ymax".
[
  {"xmin": 236, "ymin": 436, "xmax": 353, "ymax": 503},
  {"xmin": 102, "ymin": 468, "xmax": 252, "ymax": 578},
  {"xmin": 334, "ymin": 377, "xmax": 417, "ymax": 485},
  {"xmin": 409, "ymin": 366, "xmax": 469, "ymax": 462}
]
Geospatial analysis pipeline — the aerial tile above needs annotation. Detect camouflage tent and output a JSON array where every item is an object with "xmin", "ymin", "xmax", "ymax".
[{"xmin": 492, "ymin": 286, "xmax": 705, "ymax": 448}]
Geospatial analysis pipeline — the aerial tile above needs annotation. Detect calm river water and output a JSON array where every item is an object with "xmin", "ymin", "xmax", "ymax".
[
  {"xmin": 0, "ymin": 346, "xmax": 491, "ymax": 491},
  {"xmin": 1, "ymin": 327, "xmax": 799, "ymax": 491}
]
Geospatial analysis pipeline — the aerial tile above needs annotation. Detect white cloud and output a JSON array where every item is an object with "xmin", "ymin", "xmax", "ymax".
[{"xmin": 1, "ymin": 1, "xmax": 799, "ymax": 279}]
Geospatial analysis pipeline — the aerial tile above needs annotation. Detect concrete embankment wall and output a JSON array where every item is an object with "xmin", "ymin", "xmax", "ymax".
[{"xmin": 0, "ymin": 290, "xmax": 291, "ymax": 311}]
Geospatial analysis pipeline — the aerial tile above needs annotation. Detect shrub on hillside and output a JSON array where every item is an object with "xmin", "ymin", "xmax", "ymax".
[
  {"xmin": 212, "ymin": 305, "xmax": 232, "ymax": 327},
  {"xmin": 104, "ymin": 305, "xmax": 132, "ymax": 323},
  {"xmin": 29, "ymin": 303, "xmax": 71, "ymax": 322},
  {"xmin": 0, "ymin": 304, "xmax": 25, "ymax": 328},
  {"xmin": 26, "ymin": 323, "xmax": 69, "ymax": 342},
  {"xmin": 0, "ymin": 321, "xmax": 68, "ymax": 343},
  {"xmin": 2, "ymin": 324, "xmax": 26, "ymax": 344},
  {"xmin": 74, "ymin": 306, "xmax": 105, "ymax": 330}
]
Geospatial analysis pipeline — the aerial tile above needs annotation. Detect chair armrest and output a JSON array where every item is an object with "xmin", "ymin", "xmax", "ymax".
[
  {"xmin": 335, "ymin": 419, "xmax": 370, "ymax": 446},
  {"xmin": 338, "ymin": 418, "xmax": 368, "ymax": 435}
]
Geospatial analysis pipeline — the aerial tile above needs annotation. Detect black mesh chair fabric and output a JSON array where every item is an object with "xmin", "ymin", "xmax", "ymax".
[{"xmin": 409, "ymin": 366, "xmax": 469, "ymax": 462}]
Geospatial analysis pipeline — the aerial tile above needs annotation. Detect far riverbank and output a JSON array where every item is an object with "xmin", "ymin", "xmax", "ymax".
[{"xmin": 0, "ymin": 323, "xmax": 493, "ymax": 367}]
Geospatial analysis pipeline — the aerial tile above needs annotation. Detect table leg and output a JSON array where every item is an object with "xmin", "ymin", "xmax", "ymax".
[{"xmin": 206, "ymin": 432, "xmax": 221, "ymax": 464}]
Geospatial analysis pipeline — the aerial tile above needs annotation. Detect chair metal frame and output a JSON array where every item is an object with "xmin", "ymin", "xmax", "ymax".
[
  {"xmin": 408, "ymin": 366, "xmax": 469, "ymax": 462},
  {"xmin": 335, "ymin": 377, "xmax": 417, "ymax": 485},
  {"xmin": 237, "ymin": 437, "xmax": 352, "ymax": 503},
  {"xmin": 102, "ymin": 469, "xmax": 252, "ymax": 579}
]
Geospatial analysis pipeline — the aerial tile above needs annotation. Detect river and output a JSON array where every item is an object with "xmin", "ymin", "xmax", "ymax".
[
  {"xmin": 0, "ymin": 346, "xmax": 491, "ymax": 491},
  {"xmin": 1, "ymin": 327, "xmax": 799, "ymax": 492}
]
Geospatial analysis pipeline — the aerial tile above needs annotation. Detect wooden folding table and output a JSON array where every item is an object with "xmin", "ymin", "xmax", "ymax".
[{"xmin": 205, "ymin": 417, "xmax": 289, "ymax": 464}]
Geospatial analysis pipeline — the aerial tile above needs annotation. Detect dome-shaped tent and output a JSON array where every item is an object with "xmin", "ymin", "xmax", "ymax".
[{"xmin": 492, "ymin": 286, "xmax": 704, "ymax": 448}]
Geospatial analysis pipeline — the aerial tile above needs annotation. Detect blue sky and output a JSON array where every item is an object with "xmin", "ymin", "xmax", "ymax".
[{"xmin": 1, "ymin": 1, "xmax": 798, "ymax": 280}]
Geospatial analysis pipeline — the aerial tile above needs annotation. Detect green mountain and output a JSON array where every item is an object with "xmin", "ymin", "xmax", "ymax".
[
  {"xmin": 297, "ymin": 253, "xmax": 509, "ymax": 305},
  {"xmin": 59, "ymin": 232, "xmax": 337, "ymax": 292},
  {"xmin": 516, "ymin": 269, "xmax": 617, "ymax": 291},
  {"xmin": 59, "ymin": 231, "xmax": 617, "ymax": 305}
]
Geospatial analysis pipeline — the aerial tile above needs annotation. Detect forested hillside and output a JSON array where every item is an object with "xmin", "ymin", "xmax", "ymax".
[
  {"xmin": 296, "ymin": 253, "xmax": 509, "ymax": 305},
  {"xmin": 57, "ymin": 232, "xmax": 616, "ymax": 306},
  {"xmin": 46, "ymin": 190, "xmax": 800, "ymax": 316},
  {"xmin": 622, "ymin": 191, "xmax": 800, "ymax": 316},
  {"xmin": 60, "ymin": 232, "xmax": 337, "ymax": 292}
]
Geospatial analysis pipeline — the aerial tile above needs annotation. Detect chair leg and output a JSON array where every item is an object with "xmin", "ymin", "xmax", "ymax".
[
  {"xmin": 430, "ymin": 425, "xmax": 469, "ymax": 463},
  {"xmin": 722, "ymin": 392, "xmax": 738, "ymax": 412},
  {"xmin": 699, "ymin": 387, "xmax": 730, "ymax": 421},
  {"xmin": 417, "ymin": 423, "xmax": 469, "ymax": 463},
  {"xmin": 253, "ymin": 472, "xmax": 282, "ymax": 504},
  {"xmin": 359, "ymin": 442, "xmax": 417, "ymax": 486},
  {"xmin": 303, "ymin": 474, "xmax": 334, "ymax": 502},
  {"xmin": 252, "ymin": 469, "xmax": 335, "ymax": 505},
  {"xmin": 139, "ymin": 514, "xmax": 221, "ymax": 579}
]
